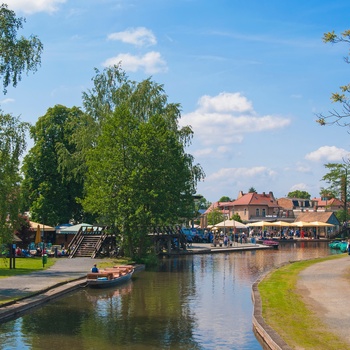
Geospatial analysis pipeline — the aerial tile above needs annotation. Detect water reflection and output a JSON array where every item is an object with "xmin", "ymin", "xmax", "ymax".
[{"xmin": 0, "ymin": 241, "xmax": 340, "ymax": 350}]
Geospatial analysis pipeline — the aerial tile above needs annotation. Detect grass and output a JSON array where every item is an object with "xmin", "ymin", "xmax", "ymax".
[
  {"xmin": 258, "ymin": 254, "xmax": 350, "ymax": 349},
  {"xmin": 0, "ymin": 256, "xmax": 56, "ymax": 278}
]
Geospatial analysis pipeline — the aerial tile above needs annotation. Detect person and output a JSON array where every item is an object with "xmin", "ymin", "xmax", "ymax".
[
  {"xmin": 347, "ymin": 240, "xmax": 350, "ymax": 255},
  {"xmin": 91, "ymin": 264, "xmax": 99, "ymax": 273}
]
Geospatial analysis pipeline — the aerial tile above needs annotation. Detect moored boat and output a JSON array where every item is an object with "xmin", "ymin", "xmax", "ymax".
[
  {"xmin": 260, "ymin": 239, "xmax": 279, "ymax": 249},
  {"xmin": 87, "ymin": 265, "xmax": 134, "ymax": 288}
]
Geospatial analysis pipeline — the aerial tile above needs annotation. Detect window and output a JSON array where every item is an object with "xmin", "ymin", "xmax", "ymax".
[
  {"xmin": 256, "ymin": 208, "xmax": 260, "ymax": 216},
  {"xmin": 262, "ymin": 209, "xmax": 266, "ymax": 217}
]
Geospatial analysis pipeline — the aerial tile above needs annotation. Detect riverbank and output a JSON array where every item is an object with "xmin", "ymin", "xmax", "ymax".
[{"xmin": 252, "ymin": 254, "xmax": 350, "ymax": 349}]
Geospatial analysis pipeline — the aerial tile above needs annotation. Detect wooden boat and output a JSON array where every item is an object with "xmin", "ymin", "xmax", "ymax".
[{"xmin": 86, "ymin": 265, "xmax": 134, "ymax": 288}]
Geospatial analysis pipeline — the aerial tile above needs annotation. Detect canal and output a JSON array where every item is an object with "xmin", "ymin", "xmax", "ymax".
[{"xmin": 0, "ymin": 241, "xmax": 340, "ymax": 349}]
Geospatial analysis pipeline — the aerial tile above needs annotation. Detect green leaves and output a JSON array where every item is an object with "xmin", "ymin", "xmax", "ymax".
[
  {"xmin": 0, "ymin": 111, "xmax": 29, "ymax": 244},
  {"xmin": 0, "ymin": 4, "xmax": 43, "ymax": 94},
  {"xmin": 81, "ymin": 66, "xmax": 204, "ymax": 258}
]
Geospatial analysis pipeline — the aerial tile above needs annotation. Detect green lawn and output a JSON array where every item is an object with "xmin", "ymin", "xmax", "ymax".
[
  {"xmin": 258, "ymin": 255, "xmax": 350, "ymax": 349},
  {"xmin": 0, "ymin": 257, "xmax": 56, "ymax": 278}
]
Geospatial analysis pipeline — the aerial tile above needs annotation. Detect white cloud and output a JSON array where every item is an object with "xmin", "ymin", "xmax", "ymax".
[
  {"xmin": 0, "ymin": 98, "xmax": 15, "ymax": 104},
  {"xmin": 5, "ymin": 0, "xmax": 66, "ymax": 14},
  {"xmin": 198, "ymin": 92, "xmax": 253, "ymax": 113},
  {"xmin": 305, "ymin": 146, "xmax": 350, "ymax": 162},
  {"xmin": 108, "ymin": 27, "xmax": 156, "ymax": 47},
  {"xmin": 208, "ymin": 166, "xmax": 277, "ymax": 181},
  {"xmin": 289, "ymin": 183, "xmax": 309, "ymax": 191},
  {"xmin": 181, "ymin": 92, "xmax": 290, "ymax": 146},
  {"xmin": 102, "ymin": 51, "xmax": 168, "ymax": 74}
]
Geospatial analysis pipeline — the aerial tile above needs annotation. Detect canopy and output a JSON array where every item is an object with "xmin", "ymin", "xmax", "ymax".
[
  {"xmin": 272, "ymin": 221, "xmax": 294, "ymax": 227},
  {"xmin": 292, "ymin": 221, "xmax": 316, "ymax": 227},
  {"xmin": 29, "ymin": 221, "xmax": 55, "ymax": 232},
  {"xmin": 58, "ymin": 223, "xmax": 93, "ymax": 234},
  {"xmin": 214, "ymin": 220, "xmax": 247, "ymax": 229},
  {"xmin": 248, "ymin": 221, "xmax": 271, "ymax": 227},
  {"xmin": 308, "ymin": 221, "xmax": 335, "ymax": 227}
]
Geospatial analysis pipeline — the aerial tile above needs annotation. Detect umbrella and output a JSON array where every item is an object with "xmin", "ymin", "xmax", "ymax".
[
  {"xmin": 292, "ymin": 221, "xmax": 316, "ymax": 227},
  {"xmin": 272, "ymin": 221, "xmax": 294, "ymax": 227},
  {"xmin": 248, "ymin": 221, "xmax": 270, "ymax": 227},
  {"xmin": 35, "ymin": 225, "xmax": 41, "ymax": 244},
  {"xmin": 215, "ymin": 220, "xmax": 247, "ymax": 229},
  {"xmin": 308, "ymin": 221, "xmax": 334, "ymax": 227}
]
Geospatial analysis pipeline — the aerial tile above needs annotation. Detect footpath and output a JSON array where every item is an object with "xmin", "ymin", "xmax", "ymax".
[{"xmin": 253, "ymin": 255, "xmax": 350, "ymax": 349}]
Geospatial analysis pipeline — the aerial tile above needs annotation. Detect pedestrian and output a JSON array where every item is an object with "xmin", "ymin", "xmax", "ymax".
[{"xmin": 347, "ymin": 240, "xmax": 350, "ymax": 255}]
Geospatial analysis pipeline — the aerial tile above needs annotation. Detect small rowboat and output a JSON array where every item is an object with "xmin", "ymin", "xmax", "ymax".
[
  {"xmin": 86, "ymin": 265, "xmax": 134, "ymax": 288},
  {"xmin": 261, "ymin": 240, "xmax": 279, "ymax": 249}
]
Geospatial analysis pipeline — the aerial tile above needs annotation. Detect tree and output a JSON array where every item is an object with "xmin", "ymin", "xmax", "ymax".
[
  {"xmin": 80, "ymin": 66, "xmax": 204, "ymax": 259},
  {"xmin": 231, "ymin": 213, "xmax": 242, "ymax": 223},
  {"xmin": 321, "ymin": 162, "xmax": 349, "ymax": 223},
  {"xmin": 206, "ymin": 208, "xmax": 224, "ymax": 226},
  {"xmin": 0, "ymin": 4, "xmax": 43, "ymax": 94},
  {"xmin": 0, "ymin": 111, "xmax": 29, "ymax": 244},
  {"xmin": 219, "ymin": 196, "xmax": 231, "ymax": 202},
  {"xmin": 316, "ymin": 30, "xmax": 350, "ymax": 127},
  {"xmin": 287, "ymin": 190, "xmax": 311, "ymax": 199},
  {"xmin": 248, "ymin": 187, "xmax": 256, "ymax": 193},
  {"xmin": 21, "ymin": 105, "xmax": 91, "ymax": 226}
]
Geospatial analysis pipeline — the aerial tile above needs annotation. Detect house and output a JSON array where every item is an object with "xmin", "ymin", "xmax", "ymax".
[
  {"xmin": 200, "ymin": 191, "xmax": 288, "ymax": 227},
  {"xmin": 312, "ymin": 197, "xmax": 344, "ymax": 212},
  {"xmin": 231, "ymin": 191, "xmax": 283, "ymax": 222}
]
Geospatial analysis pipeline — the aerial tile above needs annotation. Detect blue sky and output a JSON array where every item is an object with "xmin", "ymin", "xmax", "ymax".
[{"xmin": 2, "ymin": 0, "xmax": 350, "ymax": 203}]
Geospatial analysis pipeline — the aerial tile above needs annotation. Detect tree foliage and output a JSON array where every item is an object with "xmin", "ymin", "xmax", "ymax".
[
  {"xmin": 80, "ymin": 66, "xmax": 204, "ymax": 259},
  {"xmin": 287, "ymin": 190, "xmax": 311, "ymax": 199},
  {"xmin": 21, "ymin": 105, "xmax": 90, "ymax": 226},
  {"xmin": 206, "ymin": 208, "xmax": 224, "ymax": 226},
  {"xmin": 219, "ymin": 196, "xmax": 231, "ymax": 202},
  {"xmin": 248, "ymin": 187, "xmax": 256, "ymax": 193},
  {"xmin": 321, "ymin": 163, "xmax": 350, "ymax": 201},
  {"xmin": 0, "ymin": 111, "xmax": 29, "ymax": 244},
  {"xmin": 0, "ymin": 4, "xmax": 43, "ymax": 94},
  {"xmin": 316, "ymin": 29, "xmax": 350, "ymax": 127}
]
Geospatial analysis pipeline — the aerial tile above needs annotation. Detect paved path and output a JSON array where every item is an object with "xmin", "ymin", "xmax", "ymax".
[
  {"xmin": 0, "ymin": 257, "xmax": 95, "ymax": 301},
  {"xmin": 297, "ymin": 256, "xmax": 350, "ymax": 346}
]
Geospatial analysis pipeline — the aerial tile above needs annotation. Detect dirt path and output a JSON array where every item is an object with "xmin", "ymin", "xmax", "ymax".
[{"xmin": 297, "ymin": 256, "xmax": 350, "ymax": 346}]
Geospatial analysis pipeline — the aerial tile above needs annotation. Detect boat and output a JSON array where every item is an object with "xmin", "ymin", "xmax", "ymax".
[
  {"xmin": 260, "ymin": 239, "xmax": 279, "ymax": 249},
  {"xmin": 86, "ymin": 265, "xmax": 134, "ymax": 288}
]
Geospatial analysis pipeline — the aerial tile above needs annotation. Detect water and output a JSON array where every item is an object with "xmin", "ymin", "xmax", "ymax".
[{"xmin": 0, "ymin": 241, "xmax": 340, "ymax": 350}]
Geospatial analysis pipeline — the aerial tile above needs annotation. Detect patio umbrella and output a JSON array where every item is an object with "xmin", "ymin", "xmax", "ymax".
[
  {"xmin": 272, "ymin": 221, "xmax": 293, "ymax": 227},
  {"xmin": 308, "ymin": 221, "xmax": 334, "ymax": 227},
  {"xmin": 292, "ymin": 221, "xmax": 316, "ymax": 227},
  {"xmin": 35, "ymin": 225, "xmax": 41, "ymax": 244},
  {"xmin": 248, "ymin": 221, "xmax": 270, "ymax": 227},
  {"xmin": 215, "ymin": 220, "xmax": 247, "ymax": 229}
]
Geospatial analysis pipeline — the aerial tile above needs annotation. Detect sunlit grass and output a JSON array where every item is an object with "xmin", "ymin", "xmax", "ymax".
[
  {"xmin": 0, "ymin": 257, "xmax": 56, "ymax": 278},
  {"xmin": 258, "ymin": 254, "xmax": 350, "ymax": 349}
]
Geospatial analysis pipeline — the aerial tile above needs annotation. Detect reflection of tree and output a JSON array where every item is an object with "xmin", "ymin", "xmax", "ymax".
[
  {"xmin": 11, "ymin": 259, "xmax": 200, "ymax": 349},
  {"xmin": 79, "ymin": 260, "xmax": 201, "ymax": 349}
]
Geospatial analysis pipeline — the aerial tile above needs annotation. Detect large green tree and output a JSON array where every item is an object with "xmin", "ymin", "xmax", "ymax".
[
  {"xmin": 21, "ymin": 105, "xmax": 90, "ymax": 226},
  {"xmin": 0, "ymin": 111, "xmax": 29, "ymax": 244},
  {"xmin": 321, "ymin": 162, "xmax": 349, "ymax": 223},
  {"xmin": 287, "ymin": 190, "xmax": 311, "ymax": 199},
  {"xmin": 316, "ymin": 30, "xmax": 350, "ymax": 127},
  {"xmin": 0, "ymin": 4, "xmax": 43, "ymax": 94},
  {"xmin": 80, "ymin": 66, "xmax": 204, "ymax": 258}
]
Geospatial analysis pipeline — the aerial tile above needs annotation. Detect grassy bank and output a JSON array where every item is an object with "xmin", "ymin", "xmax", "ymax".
[
  {"xmin": 0, "ymin": 257, "xmax": 56, "ymax": 278},
  {"xmin": 258, "ymin": 254, "xmax": 349, "ymax": 349}
]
